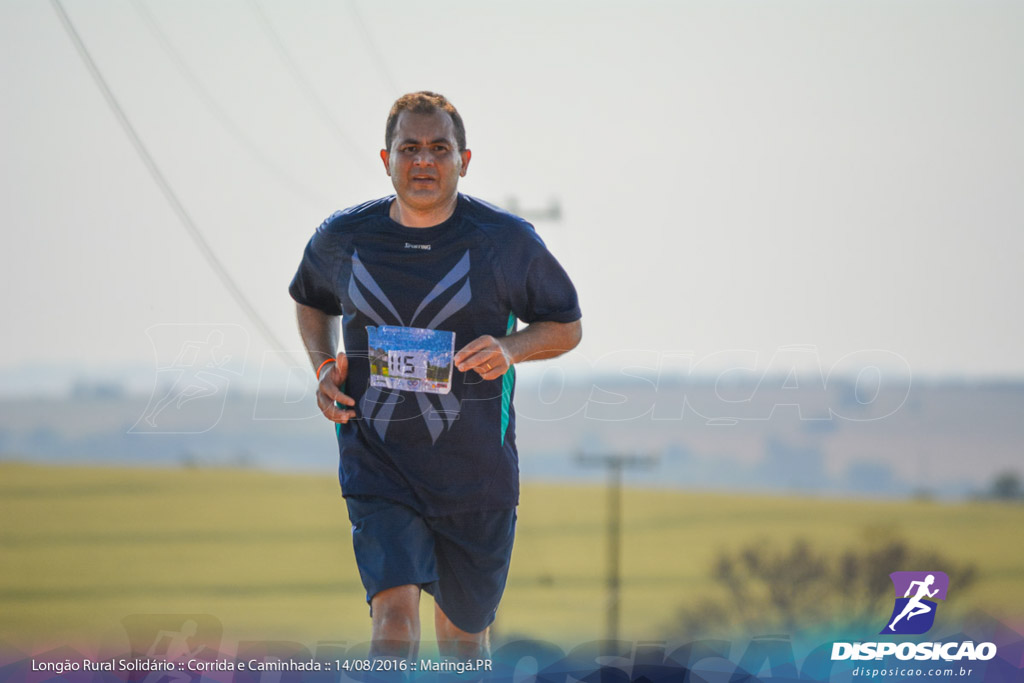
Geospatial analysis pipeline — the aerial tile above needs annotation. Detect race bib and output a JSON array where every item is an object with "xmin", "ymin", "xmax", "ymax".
[{"xmin": 366, "ymin": 325, "xmax": 456, "ymax": 395}]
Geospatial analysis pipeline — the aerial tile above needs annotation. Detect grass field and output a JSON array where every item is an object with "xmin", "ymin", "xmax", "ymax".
[{"xmin": 1, "ymin": 462, "xmax": 1022, "ymax": 653}]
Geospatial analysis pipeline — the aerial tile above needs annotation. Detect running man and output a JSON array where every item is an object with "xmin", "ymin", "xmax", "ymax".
[
  {"xmin": 289, "ymin": 92, "xmax": 582, "ymax": 661},
  {"xmin": 888, "ymin": 574, "xmax": 939, "ymax": 631}
]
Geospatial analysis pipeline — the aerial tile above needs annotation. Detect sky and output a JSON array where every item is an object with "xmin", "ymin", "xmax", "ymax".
[{"xmin": 1, "ymin": 0, "xmax": 1023, "ymax": 394}]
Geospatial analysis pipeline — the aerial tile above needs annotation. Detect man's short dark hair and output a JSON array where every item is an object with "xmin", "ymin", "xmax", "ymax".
[{"xmin": 385, "ymin": 91, "xmax": 467, "ymax": 152}]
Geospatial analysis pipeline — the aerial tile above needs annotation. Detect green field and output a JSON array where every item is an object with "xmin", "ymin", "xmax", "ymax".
[{"xmin": 1, "ymin": 462, "xmax": 1022, "ymax": 652}]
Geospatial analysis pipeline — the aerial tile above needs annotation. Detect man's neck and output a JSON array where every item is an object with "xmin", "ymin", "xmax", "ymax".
[{"xmin": 389, "ymin": 196, "xmax": 458, "ymax": 228}]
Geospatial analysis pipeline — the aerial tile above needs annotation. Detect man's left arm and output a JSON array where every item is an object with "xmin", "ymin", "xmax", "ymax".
[{"xmin": 454, "ymin": 319, "xmax": 582, "ymax": 381}]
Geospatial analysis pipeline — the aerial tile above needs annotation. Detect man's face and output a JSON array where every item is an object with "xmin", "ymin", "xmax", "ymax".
[{"xmin": 381, "ymin": 110, "xmax": 470, "ymax": 216}]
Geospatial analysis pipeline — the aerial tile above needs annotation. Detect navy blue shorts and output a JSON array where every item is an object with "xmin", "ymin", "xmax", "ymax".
[{"xmin": 344, "ymin": 496, "xmax": 517, "ymax": 634}]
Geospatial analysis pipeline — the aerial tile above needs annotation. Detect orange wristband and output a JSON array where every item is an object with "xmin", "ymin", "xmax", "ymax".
[{"xmin": 316, "ymin": 358, "xmax": 337, "ymax": 381}]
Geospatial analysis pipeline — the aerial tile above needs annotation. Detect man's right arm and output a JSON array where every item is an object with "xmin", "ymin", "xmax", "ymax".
[{"xmin": 296, "ymin": 302, "xmax": 357, "ymax": 423}]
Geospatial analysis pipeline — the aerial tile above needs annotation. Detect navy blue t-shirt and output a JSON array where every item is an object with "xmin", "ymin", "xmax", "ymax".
[{"xmin": 289, "ymin": 194, "xmax": 581, "ymax": 515}]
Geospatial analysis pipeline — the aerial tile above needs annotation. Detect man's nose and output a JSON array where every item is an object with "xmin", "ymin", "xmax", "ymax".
[{"xmin": 413, "ymin": 150, "xmax": 435, "ymax": 166}]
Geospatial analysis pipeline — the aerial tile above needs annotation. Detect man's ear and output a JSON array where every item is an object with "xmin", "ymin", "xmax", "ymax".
[
  {"xmin": 380, "ymin": 149, "xmax": 391, "ymax": 175},
  {"xmin": 459, "ymin": 149, "xmax": 472, "ymax": 177}
]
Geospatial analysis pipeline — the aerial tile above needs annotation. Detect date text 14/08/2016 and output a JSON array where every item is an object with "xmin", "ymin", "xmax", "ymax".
[{"xmin": 339, "ymin": 658, "xmax": 494, "ymax": 674}]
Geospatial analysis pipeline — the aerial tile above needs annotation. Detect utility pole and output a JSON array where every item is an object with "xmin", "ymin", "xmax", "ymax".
[{"xmin": 576, "ymin": 453, "xmax": 658, "ymax": 643}]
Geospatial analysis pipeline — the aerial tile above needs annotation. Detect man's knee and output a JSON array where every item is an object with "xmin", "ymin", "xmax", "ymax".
[
  {"xmin": 372, "ymin": 585, "xmax": 421, "ymax": 641},
  {"xmin": 435, "ymin": 605, "xmax": 489, "ymax": 659}
]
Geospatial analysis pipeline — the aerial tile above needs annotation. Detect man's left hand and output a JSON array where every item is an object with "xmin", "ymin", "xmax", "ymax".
[{"xmin": 455, "ymin": 335, "xmax": 513, "ymax": 380}]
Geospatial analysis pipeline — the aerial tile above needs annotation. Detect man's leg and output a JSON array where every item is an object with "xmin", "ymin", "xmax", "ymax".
[
  {"xmin": 428, "ymin": 507, "xmax": 515, "ymax": 660},
  {"xmin": 346, "ymin": 496, "xmax": 439, "ymax": 660},
  {"xmin": 434, "ymin": 603, "xmax": 489, "ymax": 659},
  {"xmin": 370, "ymin": 584, "xmax": 421, "ymax": 659}
]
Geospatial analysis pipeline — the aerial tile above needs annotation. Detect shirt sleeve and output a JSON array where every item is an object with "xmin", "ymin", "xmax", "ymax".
[
  {"xmin": 502, "ymin": 225, "xmax": 581, "ymax": 325},
  {"xmin": 288, "ymin": 217, "xmax": 344, "ymax": 316}
]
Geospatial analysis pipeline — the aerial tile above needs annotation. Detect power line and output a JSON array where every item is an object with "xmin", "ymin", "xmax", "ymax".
[
  {"xmin": 246, "ymin": 0, "xmax": 365, "ymax": 164},
  {"xmin": 134, "ymin": 0, "xmax": 334, "ymax": 207},
  {"xmin": 51, "ymin": 0, "xmax": 288, "ymax": 353},
  {"xmin": 345, "ymin": 0, "xmax": 400, "ymax": 95}
]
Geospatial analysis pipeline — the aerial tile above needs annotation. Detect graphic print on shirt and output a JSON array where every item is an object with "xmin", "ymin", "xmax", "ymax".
[{"xmin": 348, "ymin": 249, "xmax": 471, "ymax": 444}]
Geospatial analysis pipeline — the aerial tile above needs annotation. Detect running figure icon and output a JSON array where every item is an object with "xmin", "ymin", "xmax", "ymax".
[
  {"xmin": 888, "ymin": 574, "xmax": 939, "ymax": 631},
  {"xmin": 881, "ymin": 571, "xmax": 949, "ymax": 635}
]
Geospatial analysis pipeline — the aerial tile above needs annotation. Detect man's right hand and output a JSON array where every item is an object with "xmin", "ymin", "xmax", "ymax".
[{"xmin": 317, "ymin": 355, "xmax": 358, "ymax": 423}]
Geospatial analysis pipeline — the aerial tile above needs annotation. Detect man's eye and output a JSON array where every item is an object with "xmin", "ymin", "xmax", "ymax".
[
  {"xmin": 402, "ymin": 146, "xmax": 417, "ymax": 154},
  {"xmin": 433, "ymin": 146, "xmax": 448, "ymax": 152}
]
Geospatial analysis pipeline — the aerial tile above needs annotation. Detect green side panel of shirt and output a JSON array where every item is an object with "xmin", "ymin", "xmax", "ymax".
[{"xmin": 500, "ymin": 313, "xmax": 517, "ymax": 445}]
